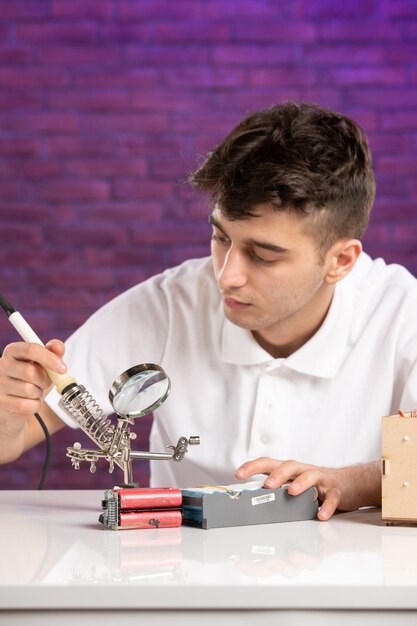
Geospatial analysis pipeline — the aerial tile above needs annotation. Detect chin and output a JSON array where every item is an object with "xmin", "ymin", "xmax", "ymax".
[{"xmin": 224, "ymin": 307, "xmax": 261, "ymax": 331}]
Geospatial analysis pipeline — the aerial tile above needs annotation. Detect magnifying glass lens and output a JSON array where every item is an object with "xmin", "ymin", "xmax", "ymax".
[{"xmin": 109, "ymin": 365, "xmax": 170, "ymax": 419}]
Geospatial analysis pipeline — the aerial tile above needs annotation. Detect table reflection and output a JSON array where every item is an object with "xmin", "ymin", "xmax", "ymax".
[{"xmin": 1, "ymin": 491, "xmax": 416, "ymax": 589}]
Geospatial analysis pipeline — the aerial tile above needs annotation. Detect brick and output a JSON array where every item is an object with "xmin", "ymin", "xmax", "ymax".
[
  {"xmin": 101, "ymin": 23, "xmax": 153, "ymax": 42},
  {"xmin": 155, "ymin": 21, "xmax": 231, "ymax": 42},
  {"xmin": 393, "ymin": 224, "xmax": 417, "ymax": 241},
  {"xmin": 113, "ymin": 180, "xmax": 172, "ymax": 200},
  {"xmin": 0, "ymin": 0, "xmax": 49, "ymax": 19},
  {"xmin": 44, "ymin": 223, "xmax": 127, "ymax": 246},
  {"xmin": 386, "ymin": 45, "xmax": 417, "ymax": 63},
  {"xmin": 34, "ymin": 180, "xmax": 110, "ymax": 202},
  {"xmin": 131, "ymin": 90, "xmax": 213, "ymax": 112},
  {"xmin": 213, "ymin": 45, "xmax": 293, "ymax": 65},
  {"xmin": 30, "ymin": 269, "xmax": 115, "ymax": 290},
  {"xmin": 0, "ymin": 47, "xmax": 31, "ymax": 64},
  {"xmin": 119, "ymin": 136, "xmax": 188, "ymax": 156},
  {"xmin": 349, "ymin": 89, "xmax": 417, "ymax": 108},
  {"xmin": 376, "ymin": 175, "xmax": 411, "ymax": 196},
  {"xmin": 0, "ymin": 182, "xmax": 22, "ymax": 200},
  {"xmin": 320, "ymin": 21, "xmax": 402, "ymax": 41},
  {"xmin": 372, "ymin": 198, "xmax": 417, "ymax": 220},
  {"xmin": 0, "ymin": 223, "xmax": 41, "ymax": 244},
  {"xmin": 0, "ymin": 25, "xmax": 9, "ymax": 45},
  {"xmin": 47, "ymin": 90, "xmax": 128, "ymax": 111},
  {"xmin": 51, "ymin": 0, "xmax": 114, "ymax": 20},
  {"xmin": 233, "ymin": 21, "xmax": 317, "ymax": 43},
  {"xmin": 86, "ymin": 201, "xmax": 163, "ymax": 222},
  {"xmin": 300, "ymin": 89, "xmax": 344, "ymax": 109},
  {"xmin": 367, "ymin": 133, "xmax": 411, "ymax": 154},
  {"xmin": 16, "ymin": 22, "xmax": 98, "ymax": 43},
  {"xmin": 80, "ymin": 113, "xmax": 169, "ymax": 133},
  {"xmin": 0, "ymin": 159, "xmax": 60, "ymax": 179},
  {"xmin": 0, "ymin": 248, "xmax": 73, "ymax": 268},
  {"xmin": 0, "ymin": 68, "xmax": 70, "ymax": 87},
  {"xmin": 409, "ymin": 179, "xmax": 417, "ymax": 196},
  {"xmin": 118, "ymin": 0, "xmax": 201, "ymax": 20},
  {"xmin": 0, "ymin": 203, "xmax": 51, "ymax": 221},
  {"xmin": 124, "ymin": 44, "xmax": 209, "ymax": 66},
  {"xmin": 403, "ymin": 23, "xmax": 417, "ymax": 39},
  {"xmin": 0, "ymin": 138, "xmax": 41, "ymax": 156},
  {"xmin": 249, "ymin": 68, "xmax": 316, "ymax": 87},
  {"xmin": 1, "ymin": 112, "xmax": 78, "ymax": 134},
  {"xmin": 381, "ymin": 0, "xmax": 417, "ymax": 18},
  {"xmin": 379, "ymin": 157, "xmax": 417, "ymax": 175},
  {"xmin": 410, "ymin": 68, "xmax": 417, "ymax": 84},
  {"xmin": 293, "ymin": 0, "xmax": 376, "ymax": 18},
  {"xmin": 75, "ymin": 69, "xmax": 157, "ymax": 89},
  {"xmin": 382, "ymin": 112, "xmax": 417, "ymax": 131},
  {"xmin": 149, "ymin": 157, "xmax": 190, "ymax": 179},
  {"xmin": 172, "ymin": 112, "xmax": 240, "ymax": 133},
  {"xmin": 163, "ymin": 67, "xmax": 246, "ymax": 88},
  {"xmin": 65, "ymin": 158, "xmax": 146, "ymax": 178},
  {"xmin": 37, "ymin": 45, "xmax": 121, "ymax": 66},
  {"xmin": 131, "ymin": 221, "xmax": 211, "ymax": 244},
  {"xmin": 304, "ymin": 45, "xmax": 384, "ymax": 65},
  {"xmin": 84, "ymin": 246, "xmax": 162, "ymax": 267},
  {"xmin": 46, "ymin": 137, "xmax": 115, "ymax": 156},
  {"xmin": 324, "ymin": 67, "xmax": 406, "ymax": 86},
  {"xmin": 201, "ymin": 1, "xmax": 288, "ymax": 18},
  {"xmin": 0, "ymin": 90, "xmax": 40, "ymax": 109}
]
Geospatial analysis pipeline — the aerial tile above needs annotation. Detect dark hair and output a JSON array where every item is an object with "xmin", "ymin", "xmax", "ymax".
[{"xmin": 189, "ymin": 101, "xmax": 376, "ymax": 253}]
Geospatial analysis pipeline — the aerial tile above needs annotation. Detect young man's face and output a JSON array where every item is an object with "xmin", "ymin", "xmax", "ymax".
[{"xmin": 210, "ymin": 204, "xmax": 335, "ymax": 348}]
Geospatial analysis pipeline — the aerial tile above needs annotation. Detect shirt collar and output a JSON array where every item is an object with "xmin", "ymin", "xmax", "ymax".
[{"xmin": 220, "ymin": 277, "xmax": 354, "ymax": 379}]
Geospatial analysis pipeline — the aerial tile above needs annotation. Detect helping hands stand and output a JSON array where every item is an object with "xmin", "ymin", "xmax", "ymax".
[{"xmin": 62, "ymin": 364, "xmax": 200, "ymax": 487}]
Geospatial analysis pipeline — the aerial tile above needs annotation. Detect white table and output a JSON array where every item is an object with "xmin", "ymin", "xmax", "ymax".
[{"xmin": 1, "ymin": 490, "xmax": 417, "ymax": 625}]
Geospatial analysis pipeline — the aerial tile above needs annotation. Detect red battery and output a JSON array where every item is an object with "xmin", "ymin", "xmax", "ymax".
[
  {"xmin": 117, "ymin": 487, "xmax": 182, "ymax": 510},
  {"xmin": 119, "ymin": 509, "xmax": 182, "ymax": 529}
]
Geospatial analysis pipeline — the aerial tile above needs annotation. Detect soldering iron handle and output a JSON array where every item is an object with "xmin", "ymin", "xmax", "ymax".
[{"xmin": 8, "ymin": 311, "xmax": 77, "ymax": 395}]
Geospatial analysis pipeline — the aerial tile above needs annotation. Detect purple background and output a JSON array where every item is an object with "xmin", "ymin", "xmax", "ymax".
[{"xmin": 0, "ymin": 0, "xmax": 416, "ymax": 489}]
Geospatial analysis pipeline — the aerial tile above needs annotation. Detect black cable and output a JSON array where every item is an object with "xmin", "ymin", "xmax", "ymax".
[
  {"xmin": 0, "ymin": 348, "xmax": 51, "ymax": 489},
  {"xmin": 0, "ymin": 291, "xmax": 51, "ymax": 489},
  {"xmin": 34, "ymin": 411, "xmax": 51, "ymax": 490},
  {"xmin": 0, "ymin": 292, "xmax": 16, "ymax": 317}
]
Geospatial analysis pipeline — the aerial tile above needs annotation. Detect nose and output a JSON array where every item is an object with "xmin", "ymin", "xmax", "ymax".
[{"xmin": 217, "ymin": 247, "xmax": 248, "ymax": 291}]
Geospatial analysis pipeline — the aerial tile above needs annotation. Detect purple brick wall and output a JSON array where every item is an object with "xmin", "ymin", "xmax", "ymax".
[{"xmin": 0, "ymin": 0, "xmax": 416, "ymax": 489}]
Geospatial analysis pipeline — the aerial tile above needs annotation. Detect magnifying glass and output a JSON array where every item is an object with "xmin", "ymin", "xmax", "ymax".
[{"xmin": 109, "ymin": 364, "xmax": 171, "ymax": 419}]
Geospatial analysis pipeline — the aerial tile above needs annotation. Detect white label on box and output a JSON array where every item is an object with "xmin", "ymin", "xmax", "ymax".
[{"xmin": 251, "ymin": 493, "xmax": 275, "ymax": 506}]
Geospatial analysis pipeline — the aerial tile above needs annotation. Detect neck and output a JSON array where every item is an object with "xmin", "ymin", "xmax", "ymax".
[{"xmin": 252, "ymin": 284, "xmax": 335, "ymax": 359}]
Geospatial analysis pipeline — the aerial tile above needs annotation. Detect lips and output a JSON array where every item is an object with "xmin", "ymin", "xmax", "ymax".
[{"xmin": 223, "ymin": 297, "xmax": 251, "ymax": 310}]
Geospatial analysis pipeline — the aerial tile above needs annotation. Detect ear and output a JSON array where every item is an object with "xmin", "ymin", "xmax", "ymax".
[{"xmin": 324, "ymin": 239, "xmax": 362, "ymax": 284}]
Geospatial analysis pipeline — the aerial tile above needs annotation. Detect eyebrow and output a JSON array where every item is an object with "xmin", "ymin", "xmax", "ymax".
[{"xmin": 208, "ymin": 214, "xmax": 289, "ymax": 254}]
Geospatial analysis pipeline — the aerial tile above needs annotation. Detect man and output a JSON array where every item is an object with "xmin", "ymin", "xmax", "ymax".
[{"xmin": 0, "ymin": 102, "xmax": 415, "ymax": 521}]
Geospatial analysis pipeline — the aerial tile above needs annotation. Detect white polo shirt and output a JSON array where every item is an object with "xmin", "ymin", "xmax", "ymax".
[{"xmin": 46, "ymin": 253, "xmax": 417, "ymax": 488}]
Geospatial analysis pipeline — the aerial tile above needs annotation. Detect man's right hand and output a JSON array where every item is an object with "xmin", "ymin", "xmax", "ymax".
[{"xmin": 0, "ymin": 339, "xmax": 67, "ymax": 463}]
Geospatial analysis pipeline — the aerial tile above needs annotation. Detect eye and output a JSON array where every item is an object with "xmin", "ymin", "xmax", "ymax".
[
  {"xmin": 211, "ymin": 233, "xmax": 230, "ymax": 246},
  {"xmin": 250, "ymin": 250, "xmax": 277, "ymax": 265}
]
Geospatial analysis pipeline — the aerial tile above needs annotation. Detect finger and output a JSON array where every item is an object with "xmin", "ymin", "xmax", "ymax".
[
  {"xmin": 286, "ymin": 468, "xmax": 322, "ymax": 495},
  {"xmin": 0, "ymin": 357, "xmax": 52, "ymax": 391},
  {"xmin": 2, "ymin": 341, "xmax": 66, "ymax": 375},
  {"xmin": 45, "ymin": 339, "xmax": 65, "ymax": 359},
  {"xmin": 317, "ymin": 487, "xmax": 342, "ymax": 521},
  {"xmin": 262, "ymin": 459, "xmax": 312, "ymax": 489},
  {"xmin": 0, "ymin": 391, "xmax": 44, "ymax": 420},
  {"xmin": 235, "ymin": 457, "xmax": 283, "ymax": 480},
  {"xmin": 1, "ymin": 376, "xmax": 45, "ymax": 401}
]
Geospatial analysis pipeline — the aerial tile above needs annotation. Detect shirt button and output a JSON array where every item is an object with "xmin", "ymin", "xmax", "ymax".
[{"xmin": 260, "ymin": 433, "xmax": 270, "ymax": 444}]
